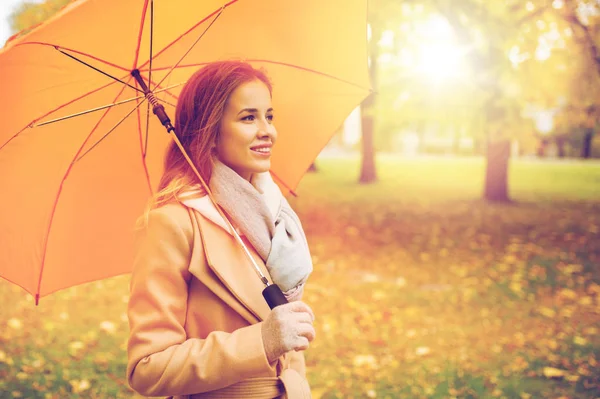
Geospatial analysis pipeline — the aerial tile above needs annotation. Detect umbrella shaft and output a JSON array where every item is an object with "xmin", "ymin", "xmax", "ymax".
[
  {"xmin": 131, "ymin": 69, "xmax": 174, "ymax": 132},
  {"xmin": 130, "ymin": 69, "xmax": 270, "ymax": 287}
]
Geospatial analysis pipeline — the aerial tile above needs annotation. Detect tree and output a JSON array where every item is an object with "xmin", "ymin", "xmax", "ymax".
[
  {"xmin": 9, "ymin": 0, "xmax": 71, "ymax": 40},
  {"xmin": 558, "ymin": 0, "xmax": 600, "ymax": 158}
]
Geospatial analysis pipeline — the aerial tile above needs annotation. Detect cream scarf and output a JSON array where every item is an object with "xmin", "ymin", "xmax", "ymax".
[{"xmin": 181, "ymin": 160, "xmax": 312, "ymax": 300}]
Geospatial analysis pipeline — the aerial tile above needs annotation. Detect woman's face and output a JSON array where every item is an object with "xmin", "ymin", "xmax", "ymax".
[{"xmin": 216, "ymin": 79, "xmax": 276, "ymax": 181}]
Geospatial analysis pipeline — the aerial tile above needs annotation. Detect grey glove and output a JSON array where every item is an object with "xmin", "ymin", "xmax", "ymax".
[{"xmin": 261, "ymin": 301, "xmax": 316, "ymax": 364}]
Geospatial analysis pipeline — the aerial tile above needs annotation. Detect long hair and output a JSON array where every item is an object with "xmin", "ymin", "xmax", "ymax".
[{"xmin": 138, "ymin": 61, "xmax": 272, "ymax": 227}]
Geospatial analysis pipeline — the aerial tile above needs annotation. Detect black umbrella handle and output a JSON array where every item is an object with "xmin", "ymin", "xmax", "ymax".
[{"xmin": 262, "ymin": 284, "xmax": 288, "ymax": 309}]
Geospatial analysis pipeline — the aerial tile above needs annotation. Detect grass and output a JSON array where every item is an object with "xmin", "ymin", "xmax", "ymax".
[{"xmin": 1, "ymin": 155, "xmax": 599, "ymax": 398}]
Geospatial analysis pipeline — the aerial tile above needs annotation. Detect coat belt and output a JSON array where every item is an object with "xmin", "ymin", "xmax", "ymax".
[
  {"xmin": 186, "ymin": 369, "xmax": 311, "ymax": 399},
  {"xmin": 189, "ymin": 377, "xmax": 284, "ymax": 399}
]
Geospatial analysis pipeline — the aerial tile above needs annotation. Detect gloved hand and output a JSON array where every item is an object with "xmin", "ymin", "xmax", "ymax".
[{"xmin": 261, "ymin": 301, "xmax": 316, "ymax": 364}]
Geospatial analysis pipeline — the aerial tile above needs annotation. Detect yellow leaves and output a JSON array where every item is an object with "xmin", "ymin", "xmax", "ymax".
[
  {"xmin": 578, "ymin": 296, "xmax": 593, "ymax": 306},
  {"xmin": 68, "ymin": 341, "xmax": 85, "ymax": 357},
  {"xmin": 451, "ymin": 265, "xmax": 469, "ymax": 277},
  {"xmin": 510, "ymin": 356, "xmax": 529, "ymax": 372},
  {"xmin": 99, "ymin": 320, "xmax": 117, "ymax": 334},
  {"xmin": 415, "ymin": 346, "xmax": 431, "ymax": 356},
  {"xmin": 573, "ymin": 336, "xmax": 587, "ymax": 346},
  {"xmin": 558, "ymin": 288, "xmax": 577, "ymax": 300},
  {"xmin": 310, "ymin": 387, "xmax": 327, "ymax": 399},
  {"xmin": 543, "ymin": 366, "xmax": 567, "ymax": 378},
  {"xmin": 559, "ymin": 263, "xmax": 583, "ymax": 275},
  {"xmin": 565, "ymin": 374, "xmax": 580, "ymax": 382},
  {"xmin": 352, "ymin": 354, "xmax": 378, "ymax": 369},
  {"xmin": 43, "ymin": 320, "xmax": 56, "ymax": 332},
  {"xmin": 559, "ymin": 306, "xmax": 575, "ymax": 318},
  {"xmin": 538, "ymin": 306, "xmax": 556, "ymax": 318},
  {"xmin": 69, "ymin": 379, "xmax": 91, "ymax": 394},
  {"xmin": 528, "ymin": 264, "xmax": 546, "ymax": 280},
  {"xmin": 7, "ymin": 318, "xmax": 22, "ymax": 329},
  {"xmin": 576, "ymin": 365, "xmax": 592, "ymax": 376},
  {"xmin": 587, "ymin": 283, "xmax": 600, "ymax": 295},
  {"xmin": 395, "ymin": 277, "xmax": 407, "ymax": 287},
  {"xmin": 583, "ymin": 326, "xmax": 598, "ymax": 335},
  {"xmin": 509, "ymin": 281, "xmax": 523, "ymax": 294}
]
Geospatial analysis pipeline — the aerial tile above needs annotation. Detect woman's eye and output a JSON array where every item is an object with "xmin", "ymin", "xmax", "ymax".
[
  {"xmin": 267, "ymin": 114, "xmax": 274, "ymax": 122},
  {"xmin": 241, "ymin": 115, "xmax": 255, "ymax": 121}
]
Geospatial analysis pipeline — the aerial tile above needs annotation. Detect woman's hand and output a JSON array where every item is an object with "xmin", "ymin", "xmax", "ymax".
[{"xmin": 261, "ymin": 301, "xmax": 316, "ymax": 364}]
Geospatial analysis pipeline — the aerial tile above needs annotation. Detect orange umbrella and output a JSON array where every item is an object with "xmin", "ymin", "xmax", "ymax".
[{"xmin": 0, "ymin": 0, "xmax": 370, "ymax": 304}]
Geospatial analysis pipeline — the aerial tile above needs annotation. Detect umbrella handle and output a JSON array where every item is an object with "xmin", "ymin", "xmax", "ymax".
[{"xmin": 262, "ymin": 284, "xmax": 288, "ymax": 309}]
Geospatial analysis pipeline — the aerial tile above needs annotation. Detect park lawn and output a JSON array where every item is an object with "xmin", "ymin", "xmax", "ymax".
[{"xmin": 0, "ymin": 155, "xmax": 599, "ymax": 398}]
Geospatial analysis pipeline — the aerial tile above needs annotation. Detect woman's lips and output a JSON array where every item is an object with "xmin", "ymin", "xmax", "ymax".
[{"xmin": 250, "ymin": 144, "xmax": 272, "ymax": 155}]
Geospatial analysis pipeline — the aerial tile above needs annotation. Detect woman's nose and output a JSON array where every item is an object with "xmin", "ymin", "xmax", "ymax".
[{"xmin": 257, "ymin": 118, "xmax": 276, "ymax": 139}]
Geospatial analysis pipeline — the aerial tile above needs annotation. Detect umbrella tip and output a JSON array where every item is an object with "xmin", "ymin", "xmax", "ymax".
[{"xmin": 35, "ymin": 294, "xmax": 40, "ymax": 306}]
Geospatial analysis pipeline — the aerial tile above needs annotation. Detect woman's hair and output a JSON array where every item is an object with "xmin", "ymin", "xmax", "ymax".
[{"xmin": 138, "ymin": 60, "xmax": 272, "ymax": 227}]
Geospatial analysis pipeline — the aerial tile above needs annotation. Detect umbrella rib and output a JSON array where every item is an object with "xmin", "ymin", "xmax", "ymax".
[
  {"xmin": 74, "ymin": 98, "xmax": 147, "ymax": 164},
  {"xmin": 270, "ymin": 171, "xmax": 298, "ymax": 197},
  {"xmin": 56, "ymin": 47, "xmax": 141, "ymax": 92},
  {"xmin": 144, "ymin": 98, "xmax": 151, "ymax": 157},
  {"xmin": 0, "ymin": 79, "xmax": 119, "ymax": 151},
  {"xmin": 15, "ymin": 42, "xmax": 130, "ymax": 72},
  {"xmin": 37, "ymin": 84, "xmax": 130, "ymax": 301},
  {"xmin": 144, "ymin": 59, "xmax": 373, "ymax": 92},
  {"xmin": 156, "ymin": 97, "xmax": 176, "ymax": 108},
  {"xmin": 33, "ymin": 95, "xmax": 147, "ymax": 127},
  {"xmin": 153, "ymin": 5, "xmax": 226, "ymax": 90},
  {"xmin": 27, "ymin": 84, "xmax": 180, "ymax": 129},
  {"xmin": 148, "ymin": 0, "xmax": 154, "ymax": 90},
  {"xmin": 132, "ymin": 0, "xmax": 150, "ymax": 70},
  {"xmin": 138, "ymin": 0, "xmax": 238, "ymax": 70}
]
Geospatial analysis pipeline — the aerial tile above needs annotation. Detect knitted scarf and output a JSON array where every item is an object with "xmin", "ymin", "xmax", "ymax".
[{"xmin": 182, "ymin": 160, "xmax": 312, "ymax": 300}]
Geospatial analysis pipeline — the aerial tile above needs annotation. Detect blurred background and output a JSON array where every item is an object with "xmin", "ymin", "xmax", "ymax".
[{"xmin": 0, "ymin": 0, "xmax": 599, "ymax": 398}]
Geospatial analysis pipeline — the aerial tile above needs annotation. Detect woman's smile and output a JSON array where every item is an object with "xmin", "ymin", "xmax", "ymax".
[{"xmin": 217, "ymin": 79, "xmax": 277, "ymax": 180}]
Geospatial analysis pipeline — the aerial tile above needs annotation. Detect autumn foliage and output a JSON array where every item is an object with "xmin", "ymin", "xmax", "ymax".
[{"xmin": 1, "ymin": 157, "xmax": 598, "ymax": 398}]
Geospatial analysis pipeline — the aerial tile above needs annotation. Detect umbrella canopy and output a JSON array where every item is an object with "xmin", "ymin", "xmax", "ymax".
[{"xmin": 0, "ymin": 0, "xmax": 370, "ymax": 303}]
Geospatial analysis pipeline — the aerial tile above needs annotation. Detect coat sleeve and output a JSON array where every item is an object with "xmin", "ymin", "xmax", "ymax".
[
  {"xmin": 126, "ymin": 206, "xmax": 276, "ymax": 397},
  {"xmin": 288, "ymin": 350, "xmax": 306, "ymax": 378}
]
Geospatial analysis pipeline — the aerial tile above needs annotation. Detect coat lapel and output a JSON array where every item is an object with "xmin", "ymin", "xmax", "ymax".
[{"xmin": 188, "ymin": 209, "xmax": 272, "ymax": 322}]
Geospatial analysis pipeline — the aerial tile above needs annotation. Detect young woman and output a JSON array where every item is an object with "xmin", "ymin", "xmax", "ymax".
[{"xmin": 126, "ymin": 61, "xmax": 315, "ymax": 399}]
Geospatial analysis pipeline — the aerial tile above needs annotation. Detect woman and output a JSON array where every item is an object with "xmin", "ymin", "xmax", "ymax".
[{"xmin": 126, "ymin": 61, "xmax": 315, "ymax": 399}]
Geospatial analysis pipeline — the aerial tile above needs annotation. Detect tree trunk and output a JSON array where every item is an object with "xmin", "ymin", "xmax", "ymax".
[
  {"xmin": 359, "ymin": 100, "xmax": 377, "ymax": 183},
  {"xmin": 484, "ymin": 140, "xmax": 511, "ymax": 202},
  {"xmin": 359, "ymin": 28, "xmax": 379, "ymax": 184},
  {"xmin": 581, "ymin": 129, "xmax": 593, "ymax": 159},
  {"xmin": 557, "ymin": 136, "xmax": 566, "ymax": 158}
]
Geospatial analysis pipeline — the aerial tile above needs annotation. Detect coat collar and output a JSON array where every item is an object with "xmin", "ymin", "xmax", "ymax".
[{"xmin": 183, "ymin": 196, "xmax": 272, "ymax": 322}]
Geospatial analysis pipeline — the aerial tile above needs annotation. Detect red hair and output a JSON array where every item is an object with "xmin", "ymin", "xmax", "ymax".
[{"xmin": 154, "ymin": 60, "xmax": 272, "ymax": 205}]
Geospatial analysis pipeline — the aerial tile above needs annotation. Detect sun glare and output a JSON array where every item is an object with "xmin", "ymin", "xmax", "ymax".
[{"xmin": 413, "ymin": 16, "xmax": 468, "ymax": 83}]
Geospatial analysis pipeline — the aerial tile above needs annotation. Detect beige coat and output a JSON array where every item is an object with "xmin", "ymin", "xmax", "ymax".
[{"xmin": 127, "ymin": 202, "xmax": 311, "ymax": 399}]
